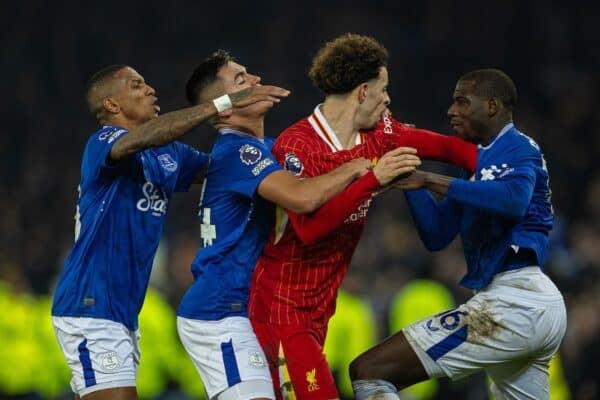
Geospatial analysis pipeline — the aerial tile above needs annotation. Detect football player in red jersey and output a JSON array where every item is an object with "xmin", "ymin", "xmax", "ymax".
[{"xmin": 248, "ymin": 33, "xmax": 479, "ymax": 400}]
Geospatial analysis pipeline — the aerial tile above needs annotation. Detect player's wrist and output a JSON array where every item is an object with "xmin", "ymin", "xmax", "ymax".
[{"xmin": 212, "ymin": 94, "xmax": 233, "ymax": 113}]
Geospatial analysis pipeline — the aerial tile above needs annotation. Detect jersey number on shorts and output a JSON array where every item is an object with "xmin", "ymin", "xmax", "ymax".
[{"xmin": 425, "ymin": 309, "xmax": 469, "ymax": 361}]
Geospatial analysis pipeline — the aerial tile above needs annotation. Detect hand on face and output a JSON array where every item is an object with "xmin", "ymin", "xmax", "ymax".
[{"xmin": 229, "ymin": 85, "xmax": 290, "ymax": 108}]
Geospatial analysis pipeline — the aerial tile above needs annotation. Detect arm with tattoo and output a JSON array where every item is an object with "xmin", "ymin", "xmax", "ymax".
[{"xmin": 110, "ymin": 85, "xmax": 289, "ymax": 161}]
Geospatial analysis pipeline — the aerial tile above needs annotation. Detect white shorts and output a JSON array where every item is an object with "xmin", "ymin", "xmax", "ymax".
[
  {"xmin": 177, "ymin": 316, "xmax": 274, "ymax": 400},
  {"xmin": 403, "ymin": 267, "xmax": 566, "ymax": 400},
  {"xmin": 52, "ymin": 316, "xmax": 140, "ymax": 397}
]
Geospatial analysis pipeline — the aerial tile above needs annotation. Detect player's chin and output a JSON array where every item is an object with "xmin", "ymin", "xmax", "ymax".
[{"xmin": 253, "ymin": 100, "xmax": 275, "ymax": 113}]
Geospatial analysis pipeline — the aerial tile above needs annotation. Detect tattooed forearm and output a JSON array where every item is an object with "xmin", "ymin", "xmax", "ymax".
[
  {"xmin": 110, "ymin": 102, "xmax": 217, "ymax": 160},
  {"xmin": 138, "ymin": 102, "xmax": 217, "ymax": 148}
]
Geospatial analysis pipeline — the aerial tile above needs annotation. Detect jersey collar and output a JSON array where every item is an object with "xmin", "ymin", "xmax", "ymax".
[
  {"xmin": 308, "ymin": 104, "xmax": 362, "ymax": 152},
  {"xmin": 218, "ymin": 128, "xmax": 264, "ymax": 142},
  {"xmin": 479, "ymin": 122, "xmax": 514, "ymax": 150}
]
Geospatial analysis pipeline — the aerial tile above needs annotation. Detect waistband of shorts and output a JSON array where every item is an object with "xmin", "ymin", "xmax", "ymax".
[{"xmin": 478, "ymin": 266, "xmax": 563, "ymax": 302}]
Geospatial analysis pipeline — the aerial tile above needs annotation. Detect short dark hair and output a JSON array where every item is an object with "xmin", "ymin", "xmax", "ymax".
[
  {"xmin": 186, "ymin": 50, "xmax": 233, "ymax": 105},
  {"xmin": 459, "ymin": 69, "xmax": 518, "ymax": 110},
  {"xmin": 85, "ymin": 64, "xmax": 127, "ymax": 121},
  {"xmin": 309, "ymin": 34, "xmax": 388, "ymax": 95}
]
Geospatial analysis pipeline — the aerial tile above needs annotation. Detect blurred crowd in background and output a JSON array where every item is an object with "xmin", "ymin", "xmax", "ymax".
[{"xmin": 1, "ymin": 1, "xmax": 598, "ymax": 399}]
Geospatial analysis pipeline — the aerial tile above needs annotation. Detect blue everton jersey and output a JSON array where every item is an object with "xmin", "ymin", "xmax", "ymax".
[
  {"xmin": 177, "ymin": 129, "xmax": 282, "ymax": 320},
  {"xmin": 405, "ymin": 124, "xmax": 553, "ymax": 289},
  {"xmin": 52, "ymin": 126, "xmax": 208, "ymax": 330}
]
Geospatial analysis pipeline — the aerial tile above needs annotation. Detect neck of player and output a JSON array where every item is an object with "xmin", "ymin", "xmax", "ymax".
[
  {"xmin": 216, "ymin": 115, "xmax": 265, "ymax": 139},
  {"xmin": 321, "ymin": 96, "xmax": 361, "ymax": 149}
]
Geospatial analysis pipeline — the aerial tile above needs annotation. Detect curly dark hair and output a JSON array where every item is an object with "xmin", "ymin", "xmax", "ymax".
[
  {"xmin": 309, "ymin": 33, "xmax": 388, "ymax": 95},
  {"xmin": 459, "ymin": 69, "xmax": 518, "ymax": 111}
]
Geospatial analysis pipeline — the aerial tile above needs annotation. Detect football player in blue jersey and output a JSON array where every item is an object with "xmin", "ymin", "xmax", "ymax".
[
  {"xmin": 350, "ymin": 69, "xmax": 566, "ymax": 400},
  {"xmin": 51, "ymin": 64, "xmax": 290, "ymax": 400},
  {"xmin": 176, "ymin": 50, "xmax": 421, "ymax": 400}
]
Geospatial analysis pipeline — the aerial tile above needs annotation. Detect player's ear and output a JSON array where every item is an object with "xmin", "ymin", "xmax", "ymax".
[
  {"xmin": 488, "ymin": 98, "xmax": 499, "ymax": 117},
  {"xmin": 357, "ymin": 83, "xmax": 368, "ymax": 104},
  {"xmin": 103, "ymin": 97, "xmax": 120, "ymax": 115}
]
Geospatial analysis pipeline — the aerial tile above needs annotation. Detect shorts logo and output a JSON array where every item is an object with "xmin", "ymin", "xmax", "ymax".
[
  {"xmin": 284, "ymin": 152, "xmax": 304, "ymax": 176},
  {"xmin": 239, "ymin": 144, "xmax": 262, "ymax": 165},
  {"xmin": 248, "ymin": 351, "xmax": 265, "ymax": 368},
  {"xmin": 306, "ymin": 368, "xmax": 319, "ymax": 392},
  {"xmin": 158, "ymin": 153, "xmax": 178, "ymax": 172},
  {"xmin": 100, "ymin": 351, "xmax": 121, "ymax": 371}
]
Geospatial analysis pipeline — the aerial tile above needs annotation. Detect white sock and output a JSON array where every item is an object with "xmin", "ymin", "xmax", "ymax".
[{"xmin": 352, "ymin": 379, "xmax": 401, "ymax": 400}]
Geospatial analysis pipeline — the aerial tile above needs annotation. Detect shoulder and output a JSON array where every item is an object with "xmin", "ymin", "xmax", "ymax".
[
  {"xmin": 217, "ymin": 135, "xmax": 273, "ymax": 167},
  {"xmin": 88, "ymin": 126, "xmax": 128, "ymax": 146},
  {"xmin": 275, "ymin": 118, "xmax": 315, "ymax": 148},
  {"xmin": 501, "ymin": 128, "xmax": 543, "ymax": 158},
  {"xmin": 364, "ymin": 113, "xmax": 409, "ymax": 137}
]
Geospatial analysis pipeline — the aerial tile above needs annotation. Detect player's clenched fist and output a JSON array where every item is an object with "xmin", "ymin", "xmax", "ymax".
[{"xmin": 373, "ymin": 146, "xmax": 421, "ymax": 186}]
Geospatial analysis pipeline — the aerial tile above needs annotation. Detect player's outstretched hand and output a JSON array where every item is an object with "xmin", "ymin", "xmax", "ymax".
[
  {"xmin": 230, "ymin": 85, "xmax": 290, "ymax": 108},
  {"xmin": 373, "ymin": 147, "xmax": 421, "ymax": 186}
]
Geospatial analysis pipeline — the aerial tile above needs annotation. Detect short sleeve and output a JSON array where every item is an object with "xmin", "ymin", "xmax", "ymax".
[
  {"xmin": 224, "ymin": 140, "xmax": 282, "ymax": 198},
  {"xmin": 81, "ymin": 127, "xmax": 129, "ymax": 181},
  {"xmin": 272, "ymin": 131, "xmax": 313, "ymax": 178}
]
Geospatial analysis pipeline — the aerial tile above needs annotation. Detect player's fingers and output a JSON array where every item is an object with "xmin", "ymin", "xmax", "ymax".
[
  {"xmin": 394, "ymin": 166, "xmax": 417, "ymax": 175},
  {"xmin": 386, "ymin": 158, "xmax": 421, "ymax": 169},
  {"xmin": 255, "ymin": 85, "xmax": 291, "ymax": 97},
  {"xmin": 386, "ymin": 146, "xmax": 418, "ymax": 156}
]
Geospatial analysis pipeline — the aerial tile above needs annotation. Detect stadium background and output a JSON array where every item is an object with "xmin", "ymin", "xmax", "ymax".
[{"xmin": 1, "ymin": 0, "xmax": 598, "ymax": 399}]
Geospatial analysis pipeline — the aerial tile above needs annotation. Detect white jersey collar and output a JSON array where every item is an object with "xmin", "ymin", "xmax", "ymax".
[
  {"xmin": 308, "ymin": 104, "xmax": 362, "ymax": 152},
  {"xmin": 479, "ymin": 122, "xmax": 514, "ymax": 150}
]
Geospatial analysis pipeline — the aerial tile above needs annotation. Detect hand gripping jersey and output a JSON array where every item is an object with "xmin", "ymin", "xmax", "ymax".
[
  {"xmin": 404, "ymin": 123, "xmax": 553, "ymax": 289},
  {"xmin": 177, "ymin": 130, "xmax": 282, "ymax": 321},
  {"xmin": 249, "ymin": 105, "xmax": 478, "ymax": 328},
  {"xmin": 51, "ymin": 126, "xmax": 208, "ymax": 330}
]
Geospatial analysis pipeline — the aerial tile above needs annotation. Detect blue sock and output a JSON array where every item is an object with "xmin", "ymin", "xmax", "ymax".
[{"xmin": 352, "ymin": 379, "xmax": 400, "ymax": 400}]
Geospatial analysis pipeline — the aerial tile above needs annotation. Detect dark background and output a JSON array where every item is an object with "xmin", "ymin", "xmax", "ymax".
[{"xmin": 1, "ymin": 1, "xmax": 598, "ymax": 399}]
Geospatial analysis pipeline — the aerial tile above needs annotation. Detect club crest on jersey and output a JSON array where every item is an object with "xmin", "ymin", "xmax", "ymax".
[
  {"xmin": 239, "ymin": 144, "xmax": 262, "ymax": 165},
  {"xmin": 158, "ymin": 153, "xmax": 178, "ymax": 172},
  {"xmin": 284, "ymin": 152, "xmax": 304, "ymax": 176}
]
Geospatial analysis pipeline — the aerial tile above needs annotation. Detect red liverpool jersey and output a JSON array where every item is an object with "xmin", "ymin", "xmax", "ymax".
[{"xmin": 249, "ymin": 105, "xmax": 477, "ymax": 328}]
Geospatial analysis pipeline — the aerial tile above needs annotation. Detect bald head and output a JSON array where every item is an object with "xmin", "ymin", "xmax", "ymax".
[{"xmin": 85, "ymin": 64, "xmax": 128, "ymax": 123}]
